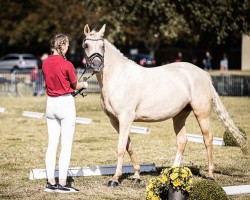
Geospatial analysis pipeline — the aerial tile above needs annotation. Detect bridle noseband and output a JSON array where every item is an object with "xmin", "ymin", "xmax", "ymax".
[{"xmin": 82, "ymin": 38, "xmax": 105, "ymax": 69}]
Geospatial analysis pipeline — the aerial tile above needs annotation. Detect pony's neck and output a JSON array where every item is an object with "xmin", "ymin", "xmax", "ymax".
[
  {"xmin": 96, "ymin": 39, "xmax": 138, "ymax": 91},
  {"xmin": 96, "ymin": 40, "xmax": 128, "ymax": 86},
  {"xmin": 103, "ymin": 39, "xmax": 127, "ymax": 68}
]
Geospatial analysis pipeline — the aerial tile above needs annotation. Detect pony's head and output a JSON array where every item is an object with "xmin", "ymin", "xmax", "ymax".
[{"xmin": 83, "ymin": 24, "xmax": 106, "ymax": 72}]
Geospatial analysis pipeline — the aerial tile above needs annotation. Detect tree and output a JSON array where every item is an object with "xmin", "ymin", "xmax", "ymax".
[
  {"xmin": 0, "ymin": 0, "xmax": 41, "ymax": 53},
  {"xmin": 0, "ymin": 0, "xmax": 249, "ymax": 59},
  {"xmin": 100, "ymin": 0, "xmax": 191, "ymax": 58},
  {"xmin": 174, "ymin": 0, "xmax": 250, "ymax": 47},
  {"xmin": 0, "ymin": 0, "xmax": 101, "ymax": 55}
]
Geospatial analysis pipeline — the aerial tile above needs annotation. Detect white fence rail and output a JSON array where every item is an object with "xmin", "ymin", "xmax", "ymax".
[
  {"xmin": 212, "ymin": 75, "xmax": 250, "ymax": 96},
  {"xmin": 0, "ymin": 70, "xmax": 249, "ymax": 96}
]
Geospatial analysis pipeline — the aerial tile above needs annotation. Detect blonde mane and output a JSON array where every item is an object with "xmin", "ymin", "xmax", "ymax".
[{"xmin": 104, "ymin": 39, "xmax": 134, "ymax": 67}]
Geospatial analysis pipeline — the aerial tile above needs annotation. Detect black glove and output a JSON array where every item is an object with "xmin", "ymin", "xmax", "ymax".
[{"xmin": 72, "ymin": 81, "xmax": 88, "ymax": 97}]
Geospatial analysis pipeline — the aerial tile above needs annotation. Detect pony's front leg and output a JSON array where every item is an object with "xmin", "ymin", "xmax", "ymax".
[
  {"xmin": 109, "ymin": 117, "xmax": 141, "ymax": 185},
  {"xmin": 108, "ymin": 115, "xmax": 134, "ymax": 187},
  {"xmin": 172, "ymin": 110, "xmax": 190, "ymax": 167}
]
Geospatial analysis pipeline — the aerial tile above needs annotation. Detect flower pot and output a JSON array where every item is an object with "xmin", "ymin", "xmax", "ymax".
[{"xmin": 168, "ymin": 185, "xmax": 188, "ymax": 200}]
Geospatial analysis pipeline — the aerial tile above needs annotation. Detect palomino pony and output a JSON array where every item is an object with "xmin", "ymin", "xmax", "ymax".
[{"xmin": 82, "ymin": 24, "xmax": 248, "ymax": 186}]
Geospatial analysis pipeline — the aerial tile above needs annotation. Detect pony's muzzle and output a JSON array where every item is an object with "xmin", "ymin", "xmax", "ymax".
[{"xmin": 92, "ymin": 58, "xmax": 103, "ymax": 72}]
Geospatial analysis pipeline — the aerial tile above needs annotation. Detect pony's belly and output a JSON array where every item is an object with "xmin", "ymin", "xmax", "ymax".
[
  {"xmin": 134, "ymin": 98, "xmax": 192, "ymax": 122},
  {"xmin": 134, "ymin": 113, "xmax": 173, "ymax": 122}
]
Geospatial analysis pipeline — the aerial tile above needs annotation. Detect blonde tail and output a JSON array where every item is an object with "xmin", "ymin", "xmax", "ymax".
[{"xmin": 212, "ymin": 87, "xmax": 248, "ymax": 154}]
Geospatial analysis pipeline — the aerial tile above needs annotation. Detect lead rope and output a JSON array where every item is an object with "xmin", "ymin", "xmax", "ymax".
[{"xmin": 72, "ymin": 69, "xmax": 95, "ymax": 97}]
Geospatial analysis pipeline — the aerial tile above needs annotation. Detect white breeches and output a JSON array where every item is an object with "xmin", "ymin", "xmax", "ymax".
[{"xmin": 45, "ymin": 94, "xmax": 76, "ymax": 180}]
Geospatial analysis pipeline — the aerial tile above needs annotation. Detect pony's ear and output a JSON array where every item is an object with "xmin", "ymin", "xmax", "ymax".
[
  {"xmin": 84, "ymin": 24, "xmax": 90, "ymax": 36},
  {"xmin": 98, "ymin": 24, "xmax": 106, "ymax": 37}
]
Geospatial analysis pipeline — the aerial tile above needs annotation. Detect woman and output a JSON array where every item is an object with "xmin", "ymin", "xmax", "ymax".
[{"xmin": 42, "ymin": 34, "xmax": 88, "ymax": 193}]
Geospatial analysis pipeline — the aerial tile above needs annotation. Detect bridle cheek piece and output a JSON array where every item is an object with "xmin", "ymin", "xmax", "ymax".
[{"xmin": 82, "ymin": 38, "xmax": 105, "ymax": 70}]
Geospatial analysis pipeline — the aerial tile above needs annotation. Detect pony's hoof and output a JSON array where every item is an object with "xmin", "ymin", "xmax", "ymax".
[
  {"xmin": 108, "ymin": 180, "xmax": 119, "ymax": 187},
  {"xmin": 132, "ymin": 178, "xmax": 141, "ymax": 184}
]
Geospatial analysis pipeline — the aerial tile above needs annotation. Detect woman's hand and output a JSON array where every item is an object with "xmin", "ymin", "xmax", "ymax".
[
  {"xmin": 72, "ymin": 81, "xmax": 88, "ymax": 90},
  {"xmin": 81, "ymin": 81, "xmax": 88, "ymax": 89}
]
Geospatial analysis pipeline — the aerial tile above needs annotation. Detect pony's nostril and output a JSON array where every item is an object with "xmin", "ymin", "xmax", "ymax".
[{"xmin": 93, "ymin": 59, "xmax": 102, "ymax": 67}]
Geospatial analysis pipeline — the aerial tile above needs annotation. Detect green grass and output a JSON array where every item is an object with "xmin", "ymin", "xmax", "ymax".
[{"xmin": 0, "ymin": 94, "xmax": 249, "ymax": 200}]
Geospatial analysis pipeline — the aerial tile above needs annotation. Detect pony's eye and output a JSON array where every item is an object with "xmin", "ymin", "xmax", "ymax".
[{"xmin": 83, "ymin": 43, "xmax": 88, "ymax": 49}]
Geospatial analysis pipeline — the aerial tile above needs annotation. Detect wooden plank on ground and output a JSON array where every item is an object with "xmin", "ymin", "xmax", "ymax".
[
  {"xmin": 187, "ymin": 133, "xmax": 225, "ymax": 146},
  {"xmin": 130, "ymin": 126, "xmax": 150, "ymax": 134},
  {"xmin": 0, "ymin": 107, "xmax": 5, "ymax": 113},
  {"xmin": 22, "ymin": 111, "xmax": 45, "ymax": 119},
  {"xmin": 75, "ymin": 117, "xmax": 92, "ymax": 124},
  {"xmin": 223, "ymin": 185, "xmax": 250, "ymax": 195},
  {"xmin": 29, "ymin": 163, "xmax": 156, "ymax": 180}
]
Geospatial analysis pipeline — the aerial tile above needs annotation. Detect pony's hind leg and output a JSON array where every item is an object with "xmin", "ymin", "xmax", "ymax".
[
  {"xmin": 195, "ymin": 115, "xmax": 214, "ymax": 179},
  {"xmin": 172, "ymin": 108, "xmax": 191, "ymax": 167},
  {"xmin": 126, "ymin": 136, "xmax": 141, "ymax": 183}
]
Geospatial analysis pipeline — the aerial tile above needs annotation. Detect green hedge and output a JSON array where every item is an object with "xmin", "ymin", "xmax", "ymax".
[{"xmin": 189, "ymin": 179, "xmax": 228, "ymax": 200}]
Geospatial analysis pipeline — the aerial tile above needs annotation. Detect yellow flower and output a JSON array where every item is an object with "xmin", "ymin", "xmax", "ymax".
[
  {"xmin": 146, "ymin": 166, "xmax": 193, "ymax": 200},
  {"xmin": 147, "ymin": 183, "xmax": 153, "ymax": 191},
  {"xmin": 173, "ymin": 167, "xmax": 179, "ymax": 173},
  {"xmin": 181, "ymin": 173, "xmax": 187, "ymax": 179},
  {"xmin": 170, "ymin": 172, "xmax": 178, "ymax": 180},
  {"xmin": 152, "ymin": 196, "xmax": 159, "ymax": 200},
  {"xmin": 147, "ymin": 191, "xmax": 159, "ymax": 200},
  {"xmin": 185, "ymin": 186, "xmax": 191, "ymax": 192},
  {"xmin": 173, "ymin": 180, "xmax": 183, "ymax": 187},
  {"xmin": 148, "ymin": 191, "xmax": 154, "ymax": 197},
  {"xmin": 159, "ymin": 175, "xmax": 167, "ymax": 184},
  {"xmin": 184, "ymin": 167, "xmax": 193, "ymax": 176},
  {"xmin": 163, "ymin": 168, "xmax": 170, "ymax": 174}
]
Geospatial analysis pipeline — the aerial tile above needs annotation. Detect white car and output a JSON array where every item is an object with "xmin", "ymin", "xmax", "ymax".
[{"xmin": 0, "ymin": 53, "xmax": 38, "ymax": 71}]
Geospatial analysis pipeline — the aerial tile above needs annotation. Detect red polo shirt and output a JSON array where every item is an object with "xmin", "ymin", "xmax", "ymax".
[{"xmin": 42, "ymin": 55, "xmax": 77, "ymax": 97}]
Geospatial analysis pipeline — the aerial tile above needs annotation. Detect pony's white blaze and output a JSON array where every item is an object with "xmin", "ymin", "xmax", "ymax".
[{"xmin": 83, "ymin": 24, "xmax": 248, "ymax": 186}]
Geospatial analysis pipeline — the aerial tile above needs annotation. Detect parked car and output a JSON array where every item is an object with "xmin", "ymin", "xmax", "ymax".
[
  {"xmin": 0, "ymin": 53, "xmax": 38, "ymax": 71},
  {"xmin": 128, "ymin": 54, "xmax": 156, "ymax": 67}
]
